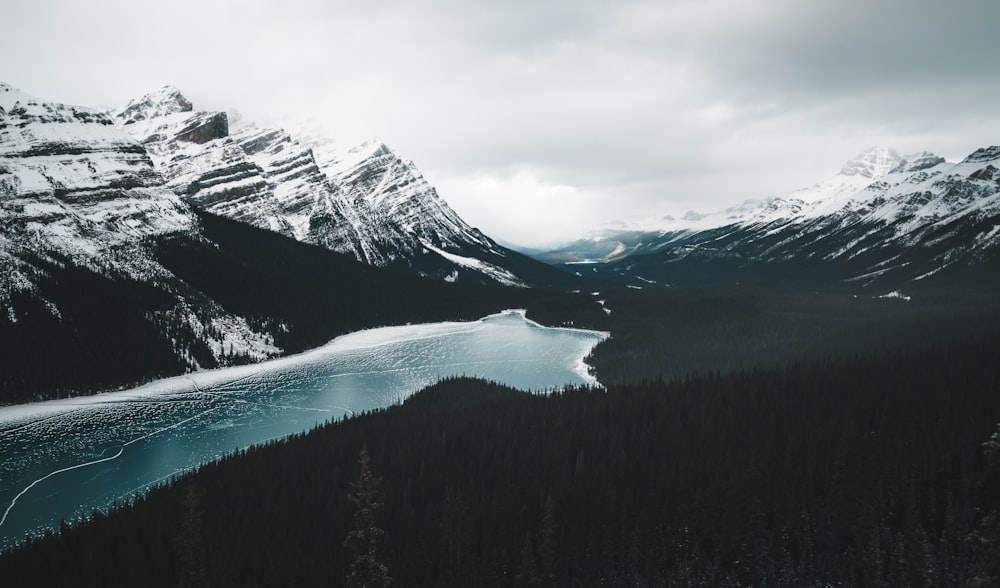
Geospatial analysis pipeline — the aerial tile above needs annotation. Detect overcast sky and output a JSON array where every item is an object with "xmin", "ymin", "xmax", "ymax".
[{"xmin": 4, "ymin": 0, "xmax": 999, "ymax": 247}]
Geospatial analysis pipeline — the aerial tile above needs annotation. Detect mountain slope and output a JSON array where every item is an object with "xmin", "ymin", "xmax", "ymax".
[
  {"xmin": 0, "ymin": 83, "xmax": 194, "ymax": 305},
  {"xmin": 0, "ymin": 83, "xmax": 599, "ymax": 403},
  {"xmin": 116, "ymin": 87, "xmax": 573, "ymax": 288},
  {"xmin": 0, "ymin": 83, "xmax": 308, "ymax": 383},
  {"xmin": 542, "ymin": 146, "xmax": 1000, "ymax": 293}
]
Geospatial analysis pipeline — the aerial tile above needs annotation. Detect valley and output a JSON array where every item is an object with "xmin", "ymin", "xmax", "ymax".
[
  {"xmin": 1, "ymin": 81, "xmax": 999, "ymax": 586},
  {"xmin": 0, "ymin": 310, "xmax": 604, "ymax": 551}
]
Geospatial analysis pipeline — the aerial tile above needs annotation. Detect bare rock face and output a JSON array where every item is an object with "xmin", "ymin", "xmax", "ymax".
[
  {"xmin": 116, "ymin": 86, "xmax": 193, "ymax": 125},
  {"xmin": 0, "ymin": 83, "xmax": 280, "ymax": 370},
  {"xmin": 116, "ymin": 93, "xmax": 359, "ymax": 252},
  {"xmin": 116, "ymin": 87, "xmax": 530, "ymax": 286},
  {"xmin": 174, "ymin": 111, "xmax": 229, "ymax": 144},
  {"xmin": 0, "ymin": 83, "xmax": 194, "ymax": 289}
]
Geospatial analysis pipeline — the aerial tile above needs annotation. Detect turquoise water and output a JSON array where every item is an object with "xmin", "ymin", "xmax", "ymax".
[{"xmin": 0, "ymin": 310, "xmax": 606, "ymax": 549}]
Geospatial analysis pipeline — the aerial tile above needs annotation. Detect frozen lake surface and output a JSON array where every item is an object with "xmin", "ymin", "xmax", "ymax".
[{"xmin": 0, "ymin": 310, "xmax": 606, "ymax": 549}]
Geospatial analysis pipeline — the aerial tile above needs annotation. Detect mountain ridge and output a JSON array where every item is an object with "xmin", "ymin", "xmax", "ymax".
[
  {"xmin": 114, "ymin": 86, "xmax": 565, "ymax": 288},
  {"xmin": 0, "ymin": 82, "xmax": 596, "ymax": 403},
  {"xmin": 538, "ymin": 144, "xmax": 1000, "ymax": 293}
]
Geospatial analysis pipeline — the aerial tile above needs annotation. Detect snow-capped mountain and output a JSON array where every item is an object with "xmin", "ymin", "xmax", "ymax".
[
  {"xmin": 115, "ymin": 87, "xmax": 556, "ymax": 287},
  {"xmin": 540, "ymin": 146, "xmax": 1000, "ymax": 292},
  {"xmin": 0, "ymin": 82, "xmax": 193, "ymax": 304},
  {"xmin": 0, "ymin": 83, "xmax": 287, "ymax": 371},
  {"xmin": 0, "ymin": 82, "xmax": 587, "ymax": 403}
]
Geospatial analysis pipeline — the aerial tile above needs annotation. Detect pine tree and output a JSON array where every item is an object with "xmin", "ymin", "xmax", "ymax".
[
  {"xmin": 970, "ymin": 423, "xmax": 1000, "ymax": 586},
  {"xmin": 539, "ymin": 496, "xmax": 558, "ymax": 585},
  {"xmin": 515, "ymin": 533, "xmax": 541, "ymax": 587},
  {"xmin": 176, "ymin": 480, "xmax": 209, "ymax": 588},
  {"xmin": 345, "ymin": 446, "xmax": 392, "ymax": 588}
]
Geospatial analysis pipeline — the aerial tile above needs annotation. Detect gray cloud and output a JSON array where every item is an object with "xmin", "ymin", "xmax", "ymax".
[{"xmin": 4, "ymin": 0, "xmax": 998, "ymax": 246}]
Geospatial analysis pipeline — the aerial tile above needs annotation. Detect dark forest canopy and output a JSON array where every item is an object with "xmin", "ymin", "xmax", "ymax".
[{"xmin": 3, "ymin": 332, "xmax": 999, "ymax": 586}]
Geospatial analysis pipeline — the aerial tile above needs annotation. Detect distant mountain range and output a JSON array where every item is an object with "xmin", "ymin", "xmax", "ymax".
[{"xmin": 538, "ymin": 146, "xmax": 1000, "ymax": 293}]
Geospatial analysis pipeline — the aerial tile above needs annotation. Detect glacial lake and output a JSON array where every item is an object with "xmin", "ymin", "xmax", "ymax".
[{"xmin": 0, "ymin": 310, "xmax": 607, "ymax": 550}]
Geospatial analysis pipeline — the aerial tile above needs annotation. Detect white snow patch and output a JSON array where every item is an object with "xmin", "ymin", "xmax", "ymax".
[
  {"xmin": 878, "ymin": 291, "xmax": 911, "ymax": 302},
  {"xmin": 421, "ymin": 241, "xmax": 526, "ymax": 287},
  {"xmin": 974, "ymin": 224, "xmax": 1000, "ymax": 248},
  {"xmin": 913, "ymin": 260, "xmax": 956, "ymax": 281}
]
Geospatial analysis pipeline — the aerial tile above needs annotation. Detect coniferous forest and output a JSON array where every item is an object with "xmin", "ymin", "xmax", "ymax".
[
  {"xmin": 0, "ymin": 210, "xmax": 603, "ymax": 404},
  {"xmin": 3, "ymin": 329, "xmax": 999, "ymax": 586},
  {"xmin": 4, "ymin": 208, "xmax": 1000, "ymax": 587}
]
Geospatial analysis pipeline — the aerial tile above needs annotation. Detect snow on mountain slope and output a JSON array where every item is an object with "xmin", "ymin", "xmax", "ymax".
[
  {"xmin": 118, "ymin": 87, "xmax": 530, "ymax": 286},
  {"xmin": 546, "ymin": 147, "xmax": 932, "ymax": 264},
  {"xmin": 704, "ymin": 145, "xmax": 1000, "ymax": 278},
  {"xmin": 0, "ymin": 83, "xmax": 193, "ymax": 295},
  {"xmin": 421, "ymin": 241, "xmax": 526, "ymax": 287},
  {"xmin": 120, "ymin": 101, "xmax": 365, "ymax": 254},
  {"xmin": 310, "ymin": 138, "xmax": 502, "ymax": 262},
  {"xmin": 543, "ymin": 145, "xmax": 1000, "ymax": 290},
  {"xmin": 0, "ymin": 82, "xmax": 279, "ymax": 367}
]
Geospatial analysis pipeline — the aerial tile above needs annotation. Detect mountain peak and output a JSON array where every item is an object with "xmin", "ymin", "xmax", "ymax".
[
  {"xmin": 888, "ymin": 151, "xmax": 946, "ymax": 174},
  {"xmin": 839, "ymin": 146, "xmax": 902, "ymax": 179},
  {"xmin": 351, "ymin": 138, "xmax": 392, "ymax": 159},
  {"xmin": 116, "ymin": 85, "xmax": 193, "ymax": 125},
  {"xmin": 0, "ymin": 82, "xmax": 39, "ymax": 111},
  {"xmin": 962, "ymin": 146, "xmax": 1000, "ymax": 164}
]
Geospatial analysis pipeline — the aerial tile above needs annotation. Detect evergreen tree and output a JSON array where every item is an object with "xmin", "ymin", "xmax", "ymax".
[
  {"xmin": 539, "ymin": 496, "xmax": 558, "ymax": 586},
  {"xmin": 345, "ymin": 446, "xmax": 392, "ymax": 588},
  {"xmin": 515, "ymin": 534, "xmax": 541, "ymax": 587},
  {"xmin": 175, "ymin": 481, "xmax": 209, "ymax": 588},
  {"xmin": 970, "ymin": 423, "xmax": 1000, "ymax": 586}
]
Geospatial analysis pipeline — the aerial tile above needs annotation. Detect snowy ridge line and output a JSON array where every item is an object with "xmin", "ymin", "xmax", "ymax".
[
  {"xmin": 112, "ymin": 87, "xmax": 525, "ymax": 286},
  {"xmin": 0, "ymin": 310, "xmax": 608, "ymax": 424},
  {"xmin": 559, "ymin": 145, "xmax": 1000, "ymax": 274}
]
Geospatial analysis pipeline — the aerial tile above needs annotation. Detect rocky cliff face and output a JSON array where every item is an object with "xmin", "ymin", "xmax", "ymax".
[
  {"xmin": 0, "ymin": 82, "xmax": 577, "ymax": 403},
  {"xmin": 0, "ymin": 83, "xmax": 194, "ymax": 299},
  {"xmin": 119, "ymin": 102, "xmax": 357, "ymax": 249},
  {"xmin": 116, "ymin": 87, "xmax": 530, "ymax": 286},
  {"xmin": 309, "ymin": 139, "xmax": 502, "ymax": 261},
  {"xmin": 0, "ymin": 83, "xmax": 281, "ymax": 370}
]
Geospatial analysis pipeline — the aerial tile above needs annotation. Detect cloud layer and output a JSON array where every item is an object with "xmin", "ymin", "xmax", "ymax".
[{"xmin": 5, "ymin": 0, "xmax": 999, "ymax": 246}]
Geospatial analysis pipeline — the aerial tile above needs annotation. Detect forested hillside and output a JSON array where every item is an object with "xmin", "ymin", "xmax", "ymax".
[
  {"xmin": 4, "ymin": 332, "xmax": 999, "ymax": 586},
  {"xmin": 0, "ymin": 210, "xmax": 605, "ymax": 404},
  {"xmin": 587, "ymin": 283, "xmax": 1000, "ymax": 384}
]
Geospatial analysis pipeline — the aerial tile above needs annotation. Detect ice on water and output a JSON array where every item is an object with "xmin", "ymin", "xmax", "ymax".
[{"xmin": 0, "ymin": 311, "xmax": 606, "ymax": 548}]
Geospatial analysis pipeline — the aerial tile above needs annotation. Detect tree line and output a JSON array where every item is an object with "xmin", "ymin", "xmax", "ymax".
[
  {"xmin": 0, "ymin": 209, "xmax": 606, "ymax": 404},
  {"xmin": 2, "ymin": 330, "xmax": 999, "ymax": 586}
]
